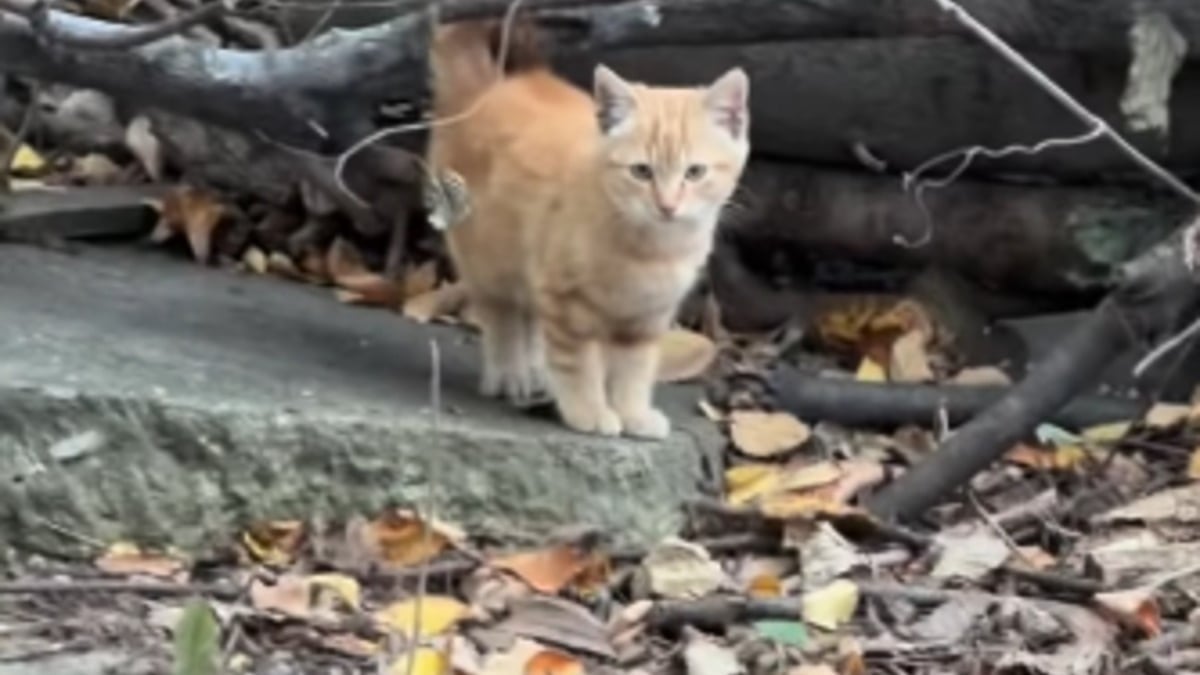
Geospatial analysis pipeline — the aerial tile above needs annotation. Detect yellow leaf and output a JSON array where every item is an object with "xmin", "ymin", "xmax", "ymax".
[
  {"xmin": 729, "ymin": 410, "xmax": 811, "ymax": 458},
  {"xmin": 241, "ymin": 520, "xmax": 304, "ymax": 567},
  {"xmin": 1145, "ymin": 403, "xmax": 1191, "ymax": 429},
  {"xmin": 656, "ymin": 329, "xmax": 718, "ymax": 383},
  {"xmin": 747, "ymin": 573, "xmax": 782, "ymax": 598},
  {"xmin": 94, "ymin": 541, "xmax": 188, "ymax": 580},
  {"xmin": 388, "ymin": 647, "xmax": 449, "ymax": 675},
  {"xmin": 1188, "ymin": 447, "xmax": 1200, "ymax": 480},
  {"xmin": 725, "ymin": 462, "xmax": 843, "ymax": 507},
  {"xmin": 855, "ymin": 357, "xmax": 887, "ymax": 382},
  {"xmin": 1083, "ymin": 422, "xmax": 1132, "ymax": 443},
  {"xmin": 802, "ymin": 579, "xmax": 859, "ymax": 630},
  {"xmin": 375, "ymin": 595, "xmax": 468, "ymax": 639},
  {"xmin": 9, "ymin": 144, "xmax": 45, "ymax": 173},
  {"xmin": 307, "ymin": 573, "xmax": 361, "ymax": 611},
  {"xmin": 759, "ymin": 491, "xmax": 848, "ymax": 520}
]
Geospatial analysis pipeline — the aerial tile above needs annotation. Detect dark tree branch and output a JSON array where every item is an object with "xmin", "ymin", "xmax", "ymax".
[
  {"xmin": 866, "ymin": 218, "xmax": 1200, "ymax": 521},
  {"xmin": 0, "ymin": 0, "xmax": 225, "ymax": 50}
]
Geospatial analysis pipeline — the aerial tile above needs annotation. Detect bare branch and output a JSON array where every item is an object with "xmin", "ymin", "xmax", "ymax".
[{"xmin": 0, "ymin": 0, "xmax": 224, "ymax": 49}]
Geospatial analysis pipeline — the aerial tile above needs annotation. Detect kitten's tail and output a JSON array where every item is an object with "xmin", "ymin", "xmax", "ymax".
[{"xmin": 428, "ymin": 17, "xmax": 545, "ymax": 117}]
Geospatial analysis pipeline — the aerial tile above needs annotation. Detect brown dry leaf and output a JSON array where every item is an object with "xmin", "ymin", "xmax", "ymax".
[
  {"xmin": 491, "ymin": 544, "xmax": 606, "ymax": 595},
  {"xmin": 94, "ymin": 542, "xmax": 187, "ymax": 580},
  {"xmin": 1094, "ymin": 588, "xmax": 1162, "ymax": 637},
  {"xmin": 1013, "ymin": 545, "xmax": 1058, "ymax": 570},
  {"xmin": 524, "ymin": 650, "xmax": 585, "ymax": 675},
  {"xmin": 405, "ymin": 282, "xmax": 470, "ymax": 323},
  {"xmin": 249, "ymin": 574, "xmax": 312, "ymax": 620},
  {"xmin": 125, "ymin": 115, "xmax": 162, "ymax": 181},
  {"xmin": 325, "ymin": 237, "xmax": 404, "ymax": 307},
  {"xmin": 404, "ymin": 261, "xmax": 440, "ymax": 299},
  {"xmin": 149, "ymin": 186, "xmax": 224, "ymax": 263},
  {"xmin": 241, "ymin": 520, "xmax": 305, "ymax": 567},
  {"xmin": 1005, "ymin": 442, "xmax": 1089, "ymax": 471},
  {"xmin": 758, "ymin": 489, "xmax": 851, "ymax": 520},
  {"xmin": 656, "ymin": 329, "xmax": 718, "ymax": 383},
  {"xmin": 319, "ymin": 633, "xmax": 380, "ymax": 658},
  {"xmin": 888, "ymin": 329, "xmax": 934, "ymax": 383},
  {"xmin": 375, "ymin": 595, "xmax": 469, "ymax": 639},
  {"xmin": 364, "ymin": 509, "xmax": 464, "ymax": 568},
  {"xmin": 730, "ymin": 410, "xmax": 811, "ymax": 458}
]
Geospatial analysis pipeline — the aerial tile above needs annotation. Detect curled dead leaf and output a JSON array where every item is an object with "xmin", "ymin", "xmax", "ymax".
[
  {"xmin": 640, "ymin": 537, "xmax": 727, "ymax": 599},
  {"xmin": 326, "ymin": 237, "xmax": 404, "ymax": 308},
  {"xmin": 241, "ymin": 520, "xmax": 305, "ymax": 567},
  {"xmin": 656, "ymin": 329, "xmax": 718, "ymax": 383},
  {"xmin": 364, "ymin": 509, "xmax": 464, "ymax": 568},
  {"xmin": 125, "ymin": 115, "xmax": 162, "ymax": 181},
  {"xmin": 150, "ymin": 186, "xmax": 224, "ymax": 263},
  {"xmin": 1094, "ymin": 588, "xmax": 1162, "ymax": 637},
  {"xmin": 94, "ymin": 542, "xmax": 188, "ymax": 580},
  {"xmin": 729, "ymin": 410, "xmax": 811, "ymax": 458},
  {"xmin": 491, "ymin": 544, "xmax": 608, "ymax": 595}
]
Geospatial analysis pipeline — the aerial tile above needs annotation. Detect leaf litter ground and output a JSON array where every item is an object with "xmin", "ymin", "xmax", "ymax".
[{"xmin": 4, "ymin": 58, "xmax": 1200, "ymax": 675}]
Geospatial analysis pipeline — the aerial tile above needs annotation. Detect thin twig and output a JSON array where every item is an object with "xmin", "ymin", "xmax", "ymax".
[
  {"xmin": 0, "ymin": 0, "xmax": 224, "ymax": 50},
  {"xmin": 926, "ymin": 0, "xmax": 1200, "ymax": 206},
  {"xmin": 0, "ymin": 579, "xmax": 240, "ymax": 599},
  {"xmin": 1133, "ymin": 313, "xmax": 1200, "ymax": 377}
]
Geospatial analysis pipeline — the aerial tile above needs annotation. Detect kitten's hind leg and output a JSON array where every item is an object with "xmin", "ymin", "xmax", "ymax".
[
  {"xmin": 473, "ymin": 300, "xmax": 531, "ymax": 402},
  {"xmin": 541, "ymin": 316, "xmax": 621, "ymax": 436},
  {"xmin": 607, "ymin": 339, "xmax": 671, "ymax": 440}
]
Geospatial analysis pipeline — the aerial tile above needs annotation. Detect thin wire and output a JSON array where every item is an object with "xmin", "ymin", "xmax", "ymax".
[{"xmin": 332, "ymin": 0, "xmax": 525, "ymax": 207}]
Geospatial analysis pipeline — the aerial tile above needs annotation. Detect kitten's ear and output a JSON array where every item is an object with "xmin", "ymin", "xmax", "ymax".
[
  {"xmin": 704, "ymin": 67, "xmax": 749, "ymax": 139},
  {"xmin": 594, "ymin": 64, "xmax": 637, "ymax": 135}
]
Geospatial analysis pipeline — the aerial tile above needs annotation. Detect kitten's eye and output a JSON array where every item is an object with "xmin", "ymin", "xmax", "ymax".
[
  {"xmin": 685, "ymin": 164, "xmax": 708, "ymax": 181},
  {"xmin": 629, "ymin": 163, "xmax": 654, "ymax": 181}
]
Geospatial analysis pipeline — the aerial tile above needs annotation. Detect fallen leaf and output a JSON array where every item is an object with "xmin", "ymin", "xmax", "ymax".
[
  {"xmin": 491, "ymin": 595, "xmax": 616, "ymax": 659},
  {"xmin": 241, "ymin": 520, "xmax": 304, "ymax": 567},
  {"xmin": 792, "ymin": 522, "xmax": 861, "ymax": 589},
  {"xmin": 150, "ymin": 186, "xmax": 224, "ymax": 263},
  {"xmin": 949, "ymin": 366, "xmax": 1012, "ymax": 387},
  {"xmin": 931, "ymin": 525, "xmax": 1010, "ymax": 581},
  {"xmin": 1082, "ymin": 421, "xmax": 1132, "ymax": 443},
  {"xmin": 746, "ymin": 573, "xmax": 783, "ymax": 598},
  {"xmin": 726, "ymin": 461, "xmax": 843, "ymax": 507},
  {"xmin": 125, "ymin": 115, "xmax": 162, "ymax": 181},
  {"xmin": 1013, "ymin": 545, "xmax": 1058, "ymax": 570},
  {"xmin": 387, "ymin": 646, "xmax": 449, "ymax": 675},
  {"xmin": 267, "ymin": 252, "xmax": 308, "ymax": 281},
  {"xmin": 758, "ymin": 491, "xmax": 851, "ymax": 520},
  {"xmin": 249, "ymin": 575, "xmax": 312, "ymax": 620},
  {"xmin": 9, "ymin": 143, "xmax": 45, "ymax": 173},
  {"xmin": 1006, "ymin": 442, "xmax": 1090, "ymax": 471},
  {"xmin": 854, "ymin": 357, "xmax": 887, "ymax": 382},
  {"xmin": 491, "ymin": 544, "xmax": 605, "ymax": 595},
  {"xmin": 326, "ymin": 237, "xmax": 404, "ymax": 307},
  {"xmin": 524, "ymin": 649, "xmax": 585, "ymax": 675},
  {"xmin": 789, "ymin": 666, "xmax": 836, "ymax": 675},
  {"xmin": 319, "ymin": 633, "xmax": 380, "ymax": 658},
  {"xmin": 404, "ymin": 282, "xmax": 470, "ymax": 323},
  {"xmin": 753, "ymin": 620, "xmax": 807, "ymax": 647},
  {"xmin": 640, "ymin": 537, "xmax": 727, "ymax": 599},
  {"xmin": 682, "ymin": 632, "xmax": 743, "ymax": 675},
  {"xmin": 241, "ymin": 247, "xmax": 268, "ymax": 275},
  {"xmin": 462, "ymin": 567, "xmax": 533, "ymax": 619},
  {"xmin": 657, "ymin": 329, "xmax": 718, "ymax": 383},
  {"xmin": 95, "ymin": 541, "xmax": 188, "ymax": 580},
  {"xmin": 375, "ymin": 595, "xmax": 468, "ymax": 639},
  {"xmin": 173, "ymin": 599, "xmax": 220, "ymax": 675},
  {"xmin": 307, "ymin": 573, "xmax": 361, "ymax": 612},
  {"xmin": 1189, "ymin": 447, "xmax": 1200, "ymax": 480},
  {"xmin": 802, "ymin": 579, "xmax": 859, "ymax": 630},
  {"xmin": 1095, "ymin": 482, "xmax": 1200, "ymax": 525},
  {"xmin": 729, "ymin": 410, "xmax": 811, "ymax": 458},
  {"xmin": 70, "ymin": 153, "xmax": 123, "ymax": 185},
  {"xmin": 1145, "ymin": 403, "xmax": 1191, "ymax": 429},
  {"xmin": 887, "ymin": 329, "xmax": 934, "ymax": 383},
  {"xmin": 1094, "ymin": 588, "xmax": 1162, "ymax": 637},
  {"xmin": 364, "ymin": 509, "xmax": 463, "ymax": 568},
  {"xmin": 404, "ymin": 261, "xmax": 440, "ymax": 299}
]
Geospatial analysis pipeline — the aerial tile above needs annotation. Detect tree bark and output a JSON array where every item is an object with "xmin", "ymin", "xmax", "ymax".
[
  {"xmin": 865, "ymin": 217, "xmax": 1200, "ymax": 521},
  {"xmin": 723, "ymin": 159, "xmax": 1186, "ymax": 297},
  {"xmin": 557, "ymin": 38, "xmax": 1200, "ymax": 179}
]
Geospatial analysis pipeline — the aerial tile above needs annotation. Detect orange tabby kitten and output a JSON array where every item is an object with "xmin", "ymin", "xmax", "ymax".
[{"xmin": 426, "ymin": 22, "xmax": 750, "ymax": 439}]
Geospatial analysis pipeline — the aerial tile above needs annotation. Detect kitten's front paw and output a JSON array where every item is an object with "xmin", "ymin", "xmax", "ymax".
[
  {"xmin": 620, "ymin": 407, "xmax": 671, "ymax": 440},
  {"xmin": 560, "ymin": 405, "xmax": 623, "ymax": 437}
]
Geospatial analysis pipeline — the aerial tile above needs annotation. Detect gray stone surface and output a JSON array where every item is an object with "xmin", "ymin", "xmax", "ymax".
[{"xmin": 0, "ymin": 244, "xmax": 716, "ymax": 557}]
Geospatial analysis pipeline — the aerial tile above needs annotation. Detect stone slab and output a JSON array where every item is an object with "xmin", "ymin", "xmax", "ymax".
[{"xmin": 0, "ymin": 243, "xmax": 716, "ymax": 556}]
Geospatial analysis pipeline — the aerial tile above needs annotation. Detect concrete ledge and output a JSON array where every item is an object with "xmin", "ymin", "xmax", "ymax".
[{"xmin": 0, "ymin": 245, "xmax": 715, "ymax": 556}]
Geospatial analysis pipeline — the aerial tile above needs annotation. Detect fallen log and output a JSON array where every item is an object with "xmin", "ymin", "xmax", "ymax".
[
  {"xmin": 556, "ymin": 38, "xmax": 1200, "ymax": 180},
  {"xmin": 767, "ymin": 368, "xmax": 1147, "ymax": 432},
  {"xmin": 723, "ymin": 159, "xmax": 1187, "ymax": 296},
  {"xmin": 866, "ymin": 217, "xmax": 1200, "ymax": 520}
]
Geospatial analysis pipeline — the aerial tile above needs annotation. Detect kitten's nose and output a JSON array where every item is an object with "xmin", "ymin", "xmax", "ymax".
[{"xmin": 656, "ymin": 201, "xmax": 679, "ymax": 218}]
